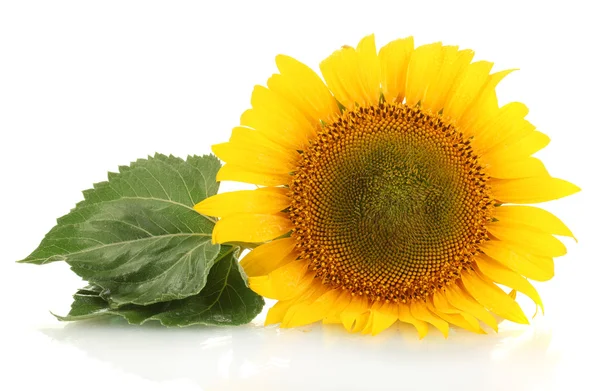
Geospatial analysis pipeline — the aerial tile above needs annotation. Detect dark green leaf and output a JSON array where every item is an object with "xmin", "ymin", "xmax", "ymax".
[
  {"xmin": 56, "ymin": 249, "xmax": 265, "ymax": 327},
  {"xmin": 20, "ymin": 154, "xmax": 223, "ymax": 306}
]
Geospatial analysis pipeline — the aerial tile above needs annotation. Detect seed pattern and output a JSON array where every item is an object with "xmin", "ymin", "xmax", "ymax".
[{"xmin": 289, "ymin": 103, "xmax": 493, "ymax": 303}]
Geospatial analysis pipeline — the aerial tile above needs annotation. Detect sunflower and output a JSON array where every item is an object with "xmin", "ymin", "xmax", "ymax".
[{"xmin": 195, "ymin": 35, "xmax": 579, "ymax": 337}]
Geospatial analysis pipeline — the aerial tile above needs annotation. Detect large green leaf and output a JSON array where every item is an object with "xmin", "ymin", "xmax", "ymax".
[
  {"xmin": 56, "ymin": 249, "xmax": 265, "ymax": 327},
  {"xmin": 20, "ymin": 154, "xmax": 223, "ymax": 306}
]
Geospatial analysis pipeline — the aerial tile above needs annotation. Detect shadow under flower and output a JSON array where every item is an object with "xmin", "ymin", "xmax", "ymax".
[{"xmin": 40, "ymin": 317, "xmax": 558, "ymax": 391}]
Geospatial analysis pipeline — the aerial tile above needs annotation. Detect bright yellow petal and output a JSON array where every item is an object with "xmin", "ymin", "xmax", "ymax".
[
  {"xmin": 460, "ymin": 271, "xmax": 529, "ymax": 325},
  {"xmin": 459, "ymin": 69, "xmax": 514, "ymax": 133},
  {"xmin": 320, "ymin": 34, "xmax": 381, "ymax": 108},
  {"xmin": 212, "ymin": 142, "xmax": 296, "ymax": 174},
  {"xmin": 268, "ymin": 55, "xmax": 339, "ymax": 123},
  {"xmin": 431, "ymin": 292, "xmax": 480, "ymax": 329},
  {"xmin": 443, "ymin": 61, "xmax": 494, "ymax": 123},
  {"xmin": 443, "ymin": 284, "xmax": 498, "ymax": 331},
  {"xmin": 265, "ymin": 289, "xmax": 314, "ymax": 326},
  {"xmin": 480, "ymin": 240, "xmax": 554, "ymax": 281},
  {"xmin": 493, "ymin": 205, "xmax": 575, "ymax": 240},
  {"xmin": 360, "ymin": 314, "xmax": 375, "ymax": 335},
  {"xmin": 484, "ymin": 130, "xmax": 550, "ymax": 163},
  {"xmin": 432, "ymin": 291, "xmax": 459, "ymax": 314},
  {"xmin": 265, "ymin": 300, "xmax": 295, "ymax": 326},
  {"xmin": 352, "ymin": 311, "xmax": 372, "ymax": 334},
  {"xmin": 491, "ymin": 177, "xmax": 581, "ymax": 203},
  {"xmin": 322, "ymin": 291, "xmax": 353, "ymax": 324},
  {"xmin": 240, "ymin": 85, "xmax": 315, "ymax": 150},
  {"xmin": 427, "ymin": 301, "xmax": 484, "ymax": 334},
  {"xmin": 240, "ymin": 237, "xmax": 297, "ymax": 277},
  {"xmin": 487, "ymin": 222, "xmax": 567, "ymax": 257},
  {"xmin": 213, "ymin": 213, "xmax": 292, "ymax": 244},
  {"xmin": 469, "ymin": 102, "xmax": 531, "ymax": 152},
  {"xmin": 248, "ymin": 260, "xmax": 312, "ymax": 300},
  {"xmin": 379, "ymin": 36, "xmax": 414, "ymax": 103},
  {"xmin": 340, "ymin": 295, "xmax": 370, "ymax": 333},
  {"xmin": 398, "ymin": 303, "xmax": 428, "ymax": 338},
  {"xmin": 486, "ymin": 157, "xmax": 549, "ymax": 179},
  {"xmin": 405, "ymin": 42, "xmax": 443, "ymax": 106},
  {"xmin": 422, "ymin": 46, "xmax": 474, "ymax": 113},
  {"xmin": 282, "ymin": 286, "xmax": 343, "ymax": 328},
  {"xmin": 194, "ymin": 187, "xmax": 289, "ymax": 218},
  {"xmin": 216, "ymin": 164, "xmax": 290, "ymax": 187},
  {"xmin": 476, "ymin": 255, "xmax": 544, "ymax": 312},
  {"xmin": 410, "ymin": 301, "xmax": 449, "ymax": 338},
  {"xmin": 228, "ymin": 126, "xmax": 288, "ymax": 153},
  {"xmin": 355, "ymin": 34, "xmax": 381, "ymax": 104},
  {"xmin": 363, "ymin": 302, "xmax": 398, "ymax": 336}
]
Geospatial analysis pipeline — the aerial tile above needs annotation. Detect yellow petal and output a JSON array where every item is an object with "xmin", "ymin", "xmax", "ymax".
[
  {"xmin": 352, "ymin": 311, "xmax": 372, "ymax": 333},
  {"xmin": 320, "ymin": 34, "xmax": 380, "ymax": 108},
  {"xmin": 282, "ymin": 286, "xmax": 343, "ymax": 328},
  {"xmin": 248, "ymin": 261, "xmax": 312, "ymax": 300},
  {"xmin": 422, "ymin": 46, "xmax": 474, "ymax": 113},
  {"xmin": 491, "ymin": 177, "xmax": 580, "ymax": 203},
  {"xmin": 228, "ymin": 126, "xmax": 287, "ymax": 151},
  {"xmin": 323, "ymin": 291, "xmax": 353, "ymax": 324},
  {"xmin": 486, "ymin": 157, "xmax": 549, "ymax": 179},
  {"xmin": 354, "ymin": 34, "xmax": 381, "ymax": 104},
  {"xmin": 364, "ymin": 302, "xmax": 398, "ymax": 336},
  {"xmin": 240, "ymin": 237, "xmax": 297, "ymax": 277},
  {"xmin": 431, "ymin": 293, "xmax": 480, "ymax": 328},
  {"xmin": 265, "ymin": 300, "xmax": 294, "ymax": 326},
  {"xmin": 461, "ymin": 271, "xmax": 529, "ymax": 325},
  {"xmin": 379, "ymin": 36, "xmax": 414, "ymax": 103},
  {"xmin": 340, "ymin": 295, "xmax": 370, "ymax": 333},
  {"xmin": 480, "ymin": 240, "xmax": 554, "ymax": 281},
  {"xmin": 459, "ymin": 69, "xmax": 515, "ymax": 133},
  {"xmin": 444, "ymin": 284, "xmax": 498, "ymax": 331},
  {"xmin": 484, "ymin": 130, "xmax": 550, "ymax": 163},
  {"xmin": 410, "ymin": 301, "xmax": 449, "ymax": 338},
  {"xmin": 443, "ymin": 61, "xmax": 494, "ymax": 123},
  {"xmin": 427, "ymin": 302, "xmax": 484, "ymax": 334},
  {"xmin": 432, "ymin": 292, "xmax": 458, "ymax": 314},
  {"xmin": 213, "ymin": 213, "xmax": 292, "ymax": 244},
  {"xmin": 405, "ymin": 42, "xmax": 443, "ymax": 106},
  {"xmin": 268, "ymin": 55, "xmax": 339, "ymax": 123},
  {"xmin": 265, "ymin": 291, "xmax": 312, "ymax": 326},
  {"xmin": 212, "ymin": 142, "xmax": 296, "ymax": 174},
  {"xmin": 359, "ymin": 303, "xmax": 384, "ymax": 336},
  {"xmin": 216, "ymin": 164, "xmax": 290, "ymax": 187},
  {"xmin": 476, "ymin": 255, "xmax": 544, "ymax": 312},
  {"xmin": 240, "ymin": 85, "xmax": 315, "ymax": 150},
  {"xmin": 470, "ymin": 102, "xmax": 532, "ymax": 152},
  {"xmin": 194, "ymin": 187, "xmax": 289, "ymax": 218},
  {"xmin": 265, "ymin": 301, "xmax": 293, "ymax": 325},
  {"xmin": 493, "ymin": 205, "xmax": 575, "ymax": 239},
  {"xmin": 359, "ymin": 313, "xmax": 375, "ymax": 335},
  {"xmin": 487, "ymin": 222, "xmax": 567, "ymax": 257},
  {"xmin": 398, "ymin": 303, "xmax": 428, "ymax": 339}
]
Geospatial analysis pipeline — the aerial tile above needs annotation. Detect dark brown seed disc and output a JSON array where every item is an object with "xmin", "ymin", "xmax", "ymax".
[{"xmin": 289, "ymin": 103, "xmax": 493, "ymax": 303}]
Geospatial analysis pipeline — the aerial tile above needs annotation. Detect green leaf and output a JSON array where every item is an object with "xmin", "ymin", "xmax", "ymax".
[
  {"xmin": 56, "ymin": 249, "xmax": 265, "ymax": 327},
  {"xmin": 20, "ymin": 154, "xmax": 224, "ymax": 306}
]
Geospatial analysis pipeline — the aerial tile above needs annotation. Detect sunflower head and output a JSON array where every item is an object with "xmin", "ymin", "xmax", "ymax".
[{"xmin": 195, "ymin": 35, "xmax": 579, "ymax": 337}]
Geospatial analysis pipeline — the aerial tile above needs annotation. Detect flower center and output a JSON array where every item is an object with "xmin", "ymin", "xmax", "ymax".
[{"xmin": 289, "ymin": 103, "xmax": 492, "ymax": 303}]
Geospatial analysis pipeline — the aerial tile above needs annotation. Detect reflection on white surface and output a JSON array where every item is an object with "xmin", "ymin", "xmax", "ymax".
[{"xmin": 40, "ymin": 315, "xmax": 560, "ymax": 391}]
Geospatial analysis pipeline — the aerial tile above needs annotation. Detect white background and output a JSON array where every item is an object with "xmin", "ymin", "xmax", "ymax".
[{"xmin": 1, "ymin": 1, "xmax": 598, "ymax": 390}]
